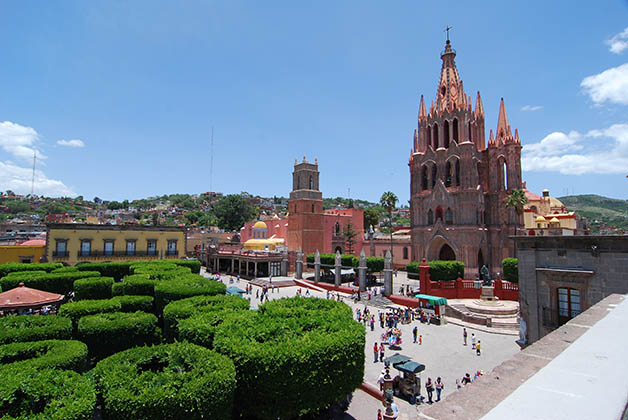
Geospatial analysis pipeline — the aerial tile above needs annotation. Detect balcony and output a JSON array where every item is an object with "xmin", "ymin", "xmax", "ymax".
[
  {"xmin": 52, "ymin": 251, "xmax": 69, "ymax": 258},
  {"xmin": 164, "ymin": 250, "xmax": 178, "ymax": 257},
  {"xmin": 76, "ymin": 250, "xmax": 160, "ymax": 258}
]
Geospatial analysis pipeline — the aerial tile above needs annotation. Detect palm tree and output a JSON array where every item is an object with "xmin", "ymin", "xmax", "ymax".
[
  {"xmin": 505, "ymin": 189, "xmax": 528, "ymax": 216},
  {"xmin": 380, "ymin": 191, "xmax": 398, "ymax": 258}
]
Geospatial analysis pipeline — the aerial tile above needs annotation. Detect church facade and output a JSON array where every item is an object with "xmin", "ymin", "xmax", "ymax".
[{"xmin": 409, "ymin": 39, "xmax": 522, "ymax": 278}]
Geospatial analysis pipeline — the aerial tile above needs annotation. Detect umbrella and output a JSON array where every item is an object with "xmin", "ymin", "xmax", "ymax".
[
  {"xmin": 383, "ymin": 353, "xmax": 412, "ymax": 365},
  {"xmin": 226, "ymin": 286, "xmax": 246, "ymax": 296},
  {"xmin": 394, "ymin": 361, "xmax": 426, "ymax": 374}
]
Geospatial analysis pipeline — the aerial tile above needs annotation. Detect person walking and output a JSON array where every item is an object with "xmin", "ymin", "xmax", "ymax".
[
  {"xmin": 476, "ymin": 340, "xmax": 481, "ymax": 356},
  {"xmin": 419, "ymin": 335, "xmax": 422, "ymax": 345},
  {"xmin": 379, "ymin": 343, "xmax": 385, "ymax": 363},
  {"xmin": 413, "ymin": 326, "xmax": 418, "ymax": 343},
  {"xmin": 373, "ymin": 342, "xmax": 379, "ymax": 363},
  {"xmin": 425, "ymin": 377, "xmax": 434, "ymax": 403},
  {"xmin": 370, "ymin": 315, "xmax": 375, "ymax": 331},
  {"xmin": 435, "ymin": 377, "xmax": 444, "ymax": 402},
  {"xmin": 463, "ymin": 328, "xmax": 468, "ymax": 346},
  {"xmin": 377, "ymin": 408, "xmax": 382, "ymax": 420},
  {"xmin": 471, "ymin": 333, "xmax": 476, "ymax": 349}
]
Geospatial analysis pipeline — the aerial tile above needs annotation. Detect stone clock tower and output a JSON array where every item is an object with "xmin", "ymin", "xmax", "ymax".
[{"xmin": 287, "ymin": 157, "xmax": 324, "ymax": 254}]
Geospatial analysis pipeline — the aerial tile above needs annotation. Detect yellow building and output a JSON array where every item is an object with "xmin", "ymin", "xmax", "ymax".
[
  {"xmin": 522, "ymin": 187, "xmax": 586, "ymax": 236},
  {"xmin": 242, "ymin": 221, "xmax": 285, "ymax": 251},
  {"xmin": 0, "ymin": 241, "xmax": 46, "ymax": 264},
  {"xmin": 46, "ymin": 224, "xmax": 186, "ymax": 265}
]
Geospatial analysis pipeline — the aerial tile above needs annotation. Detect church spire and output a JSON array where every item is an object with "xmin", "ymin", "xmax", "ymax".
[
  {"xmin": 474, "ymin": 91, "xmax": 484, "ymax": 118},
  {"xmin": 496, "ymin": 98, "xmax": 510, "ymax": 141},
  {"xmin": 418, "ymin": 95, "xmax": 427, "ymax": 121},
  {"xmin": 435, "ymin": 38, "xmax": 462, "ymax": 113}
]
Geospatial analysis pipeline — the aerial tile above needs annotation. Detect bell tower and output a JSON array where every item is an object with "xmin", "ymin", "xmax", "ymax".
[{"xmin": 287, "ymin": 156, "xmax": 324, "ymax": 254}]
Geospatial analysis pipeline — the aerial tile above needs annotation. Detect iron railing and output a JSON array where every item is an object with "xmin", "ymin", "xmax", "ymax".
[
  {"xmin": 52, "ymin": 251, "xmax": 69, "ymax": 257},
  {"xmin": 77, "ymin": 250, "xmax": 159, "ymax": 258}
]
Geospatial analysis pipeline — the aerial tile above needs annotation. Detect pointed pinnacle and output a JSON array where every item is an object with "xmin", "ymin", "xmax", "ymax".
[{"xmin": 496, "ymin": 97, "xmax": 510, "ymax": 139}]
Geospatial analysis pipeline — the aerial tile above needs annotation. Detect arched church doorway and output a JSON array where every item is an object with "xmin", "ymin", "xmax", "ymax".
[{"xmin": 438, "ymin": 244, "xmax": 456, "ymax": 261}]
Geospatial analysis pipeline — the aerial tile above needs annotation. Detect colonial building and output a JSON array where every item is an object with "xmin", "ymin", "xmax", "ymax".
[
  {"xmin": 409, "ymin": 38, "xmax": 522, "ymax": 278},
  {"xmin": 522, "ymin": 185, "xmax": 589, "ymax": 236}
]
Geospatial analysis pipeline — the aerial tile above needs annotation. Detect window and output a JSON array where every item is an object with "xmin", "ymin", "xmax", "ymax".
[
  {"xmin": 312, "ymin": 204, "xmax": 315, "ymax": 213},
  {"xmin": 167, "ymin": 240, "xmax": 177, "ymax": 256},
  {"xmin": 309, "ymin": 176, "xmax": 313, "ymax": 189},
  {"xmin": 403, "ymin": 247, "xmax": 409, "ymax": 260},
  {"xmin": 445, "ymin": 208, "xmax": 453, "ymax": 225},
  {"xmin": 455, "ymin": 159, "xmax": 460, "ymax": 186},
  {"xmin": 427, "ymin": 209, "xmax": 434, "ymax": 225},
  {"xmin": 427, "ymin": 126, "xmax": 432, "ymax": 149},
  {"xmin": 104, "ymin": 240, "xmax": 114, "ymax": 256},
  {"xmin": 126, "ymin": 240, "xmax": 136, "ymax": 256},
  {"xmin": 422, "ymin": 166, "xmax": 428, "ymax": 190},
  {"xmin": 431, "ymin": 165, "xmax": 437, "ymax": 188},
  {"xmin": 335, "ymin": 222, "xmax": 340, "ymax": 236},
  {"xmin": 445, "ymin": 161, "xmax": 452, "ymax": 187},
  {"xmin": 557, "ymin": 288, "xmax": 581, "ymax": 325},
  {"xmin": 147, "ymin": 240, "xmax": 157, "ymax": 256},
  {"xmin": 444, "ymin": 120, "xmax": 450, "ymax": 148},
  {"xmin": 468, "ymin": 121, "xmax": 472, "ymax": 142},
  {"xmin": 54, "ymin": 240, "xmax": 68, "ymax": 257},
  {"xmin": 80, "ymin": 240, "xmax": 91, "ymax": 257},
  {"xmin": 453, "ymin": 118, "xmax": 459, "ymax": 142},
  {"xmin": 19, "ymin": 257, "xmax": 32, "ymax": 264},
  {"xmin": 433, "ymin": 124, "xmax": 439, "ymax": 148},
  {"xmin": 435, "ymin": 207, "xmax": 443, "ymax": 222},
  {"xmin": 502, "ymin": 161, "xmax": 508, "ymax": 190}
]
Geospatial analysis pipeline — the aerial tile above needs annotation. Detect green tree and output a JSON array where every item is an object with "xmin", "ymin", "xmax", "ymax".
[
  {"xmin": 213, "ymin": 194, "xmax": 255, "ymax": 232},
  {"xmin": 363, "ymin": 207, "xmax": 379, "ymax": 230},
  {"xmin": 505, "ymin": 189, "xmax": 528, "ymax": 215},
  {"xmin": 380, "ymin": 191, "xmax": 398, "ymax": 258}
]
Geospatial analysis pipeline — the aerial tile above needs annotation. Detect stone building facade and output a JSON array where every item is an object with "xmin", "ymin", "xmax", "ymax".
[
  {"xmin": 409, "ymin": 39, "xmax": 522, "ymax": 278},
  {"xmin": 516, "ymin": 235, "xmax": 628, "ymax": 344}
]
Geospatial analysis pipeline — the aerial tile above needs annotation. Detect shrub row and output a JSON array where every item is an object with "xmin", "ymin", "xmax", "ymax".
[
  {"xmin": 131, "ymin": 264, "xmax": 192, "ymax": 281},
  {"xmin": 78, "ymin": 311, "xmax": 159, "ymax": 360},
  {"xmin": 92, "ymin": 343, "xmax": 235, "ymax": 420},
  {"xmin": 154, "ymin": 274, "xmax": 226, "ymax": 314},
  {"xmin": 0, "ymin": 339, "xmax": 88, "ymax": 371},
  {"xmin": 0, "ymin": 270, "xmax": 101, "ymax": 295},
  {"xmin": 502, "ymin": 257, "xmax": 518, "ymax": 283},
  {"xmin": 306, "ymin": 253, "xmax": 385, "ymax": 272},
  {"xmin": 111, "ymin": 274, "xmax": 155, "ymax": 297},
  {"xmin": 59, "ymin": 299, "xmax": 122, "ymax": 329},
  {"xmin": 74, "ymin": 277, "xmax": 114, "ymax": 300},
  {"xmin": 51, "ymin": 266, "xmax": 79, "ymax": 273},
  {"xmin": 0, "ymin": 315, "xmax": 72, "ymax": 345},
  {"xmin": 163, "ymin": 295, "xmax": 249, "ymax": 341},
  {"xmin": 0, "ymin": 367, "xmax": 96, "ymax": 420},
  {"xmin": 0, "ymin": 262, "xmax": 63, "ymax": 279},
  {"xmin": 111, "ymin": 295, "xmax": 154, "ymax": 313},
  {"xmin": 76, "ymin": 262, "xmax": 132, "ymax": 281},
  {"xmin": 406, "ymin": 260, "xmax": 466, "ymax": 281}
]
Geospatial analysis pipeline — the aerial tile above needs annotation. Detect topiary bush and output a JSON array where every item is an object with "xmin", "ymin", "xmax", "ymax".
[
  {"xmin": 0, "ymin": 339, "xmax": 88, "ymax": 371},
  {"xmin": 0, "ymin": 366, "xmax": 96, "ymax": 420},
  {"xmin": 93, "ymin": 342, "xmax": 235, "ymax": 420},
  {"xmin": 51, "ymin": 266, "xmax": 79, "ymax": 273},
  {"xmin": 502, "ymin": 257, "xmax": 518, "ymax": 283},
  {"xmin": 0, "ymin": 315, "xmax": 72, "ymax": 345},
  {"xmin": 172, "ymin": 259, "xmax": 201, "ymax": 274},
  {"xmin": 78, "ymin": 311, "xmax": 159, "ymax": 359},
  {"xmin": 0, "ymin": 262, "xmax": 63, "ymax": 279},
  {"xmin": 130, "ymin": 262, "xmax": 191, "ymax": 281},
  {"xmin": 163, "ymin": 295, "xmax": 249, "ymax": 341},
  {"xmin": 73, "ymin": 277, "xmax": 114, "ymax": 300},
  {"xmin": 111, "ymin": 295, "xmax": 154, "ymax": 313},
  {"xmin": 0, "ymin": 270, "xmax": 101, "ymax": 295},
  {"xmin": 427, "ymin": 260, "xmax": 465, "ymax": 281},
  {"xmin": 58, "ymin": 299, "xmax": 122, "ymax": 330},
  {"xmin": 154, "ymin": 275, "xmax": 226, "ymax": 314},
  {"xmin": 209, "ymin": 297, "xmax": 365, "ymax": 420},
  {"xmin": 111, "ymin": 274, "xmax": 155, "ymax": 296},
  {"xmin": 76, "ymin": 262, "xmax": 132, "ymax": 281}
]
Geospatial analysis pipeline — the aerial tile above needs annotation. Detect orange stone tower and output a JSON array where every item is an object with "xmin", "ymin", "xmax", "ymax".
[{"xmin": 287, "ymin": 157, "xmax": 324, "ymax": 254}]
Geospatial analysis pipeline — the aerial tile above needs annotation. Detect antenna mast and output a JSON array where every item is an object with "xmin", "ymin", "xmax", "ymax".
[
  {"xmin": 210, "ymin": 126, "xmax": 214, "ymax": 194},
  {"xmin": 31, "ymin": 151, "xmax": 36, "ymax": 196}
]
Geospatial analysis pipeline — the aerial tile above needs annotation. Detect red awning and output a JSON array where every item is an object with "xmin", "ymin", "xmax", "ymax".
[{"xmin": 0, "ymin": 283, "xmax": 64, "ymax": 310}]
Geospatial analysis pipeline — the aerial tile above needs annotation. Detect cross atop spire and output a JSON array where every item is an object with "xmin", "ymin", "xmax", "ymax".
[{"xmin": 444, "ymin": 25, "xmax": 453, "ymax": 42}]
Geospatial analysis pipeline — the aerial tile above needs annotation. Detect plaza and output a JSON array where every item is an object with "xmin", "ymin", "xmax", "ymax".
[{"xmin": 203, "ymin": 268, "xmax": 521, "ymax": 420}]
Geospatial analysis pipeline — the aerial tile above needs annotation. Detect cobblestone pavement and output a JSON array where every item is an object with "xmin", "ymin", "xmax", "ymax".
[{"xmin": 202, "ymin": 270, "xmax": 521, "ymax": 419}]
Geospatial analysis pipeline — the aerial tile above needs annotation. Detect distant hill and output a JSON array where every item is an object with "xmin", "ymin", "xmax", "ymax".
[{"xmin": 558, "ymin": 194, "xmax": 628, "ymax": 232}]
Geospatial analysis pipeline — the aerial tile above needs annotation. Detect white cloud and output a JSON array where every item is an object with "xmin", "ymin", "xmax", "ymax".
[
  {"xmin": 581, "ymin": 63, "xmax": 628, "ymax": 105},
  {"xmin": 606, "ymin": 27, "xmax": 628, "ymax": 54},
  {"xmin": 57, "ymin": 139, "xmax": 85, "ymax": 148},
  {"xmin": 521, "ymin": 105, "xmax": 543, "ymax": 112},
  {"xmin": 522, "ymin": 123, "xmax": 628, "ymax": 175},
  {"xmin": 0, "ymin": 121, "xmax": 47, "ymax": 162},
  {"xmin": 0, "ymin": 161, "xmax": 75, "ymax": 196}
]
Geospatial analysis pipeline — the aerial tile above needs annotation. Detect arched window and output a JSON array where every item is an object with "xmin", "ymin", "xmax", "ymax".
[
  {"xmin": 431, "ymin": 164, "xmax": 437, "ymax": 188},
  {"xmin": 435, "ymin": 206, "xmax": 443, "ymax": 222},
  {"xmin": 422, "ymin": 166, "xmax": 428, "ymax": 190},
  {"xmin": 309, "ymin": 176, "xmax": 313, "ymax": 189},
  {"xmin": 455, "ymin": 159, "xmax": 460, "ymax": 186},
  {"xmin": 427, "ymin": 126, "xmax": 432, "ymax": 149},
  {"xmin": 445, "ymin": 161, "xmax": 452, "ymax": 187},
  {"xmin": 530, "ymin": 205, "xmax": 537, "ymax": 212},
  {"xmin": 433, "ymin": 124, "xmax": 439, "ymax": 148},
  {"xmin": 427, "ymin": 209, "xmax": 434, "ymax": 225},
  {"xmin": 468, "ymin": 121, "xmax": 473, "ymax": 142},
  {"xmin": 443, "ymin": 120, "xmax": 450, "ymax": 148},
  {"xmin": 335, "ymin": 222, "xmax": 340, "ymax": 235},
  {"xmin": 445, "ymin": 208, "xmax": 453, "ymax": 225},
  {"xmin": 403, "ymin": 247, "xmax": 409, "ymax": 260},
  {"xmin": 453, "ymin": 118, "xmax": 459, "ymax": 142},
  {"xmin": 502, "ymin": 161, "xmax": 508, "ymax": 190}
]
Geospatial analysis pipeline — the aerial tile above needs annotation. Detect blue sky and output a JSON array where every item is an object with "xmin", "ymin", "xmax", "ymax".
[{"xmin": 0, "ymin": 1, "xmax": 627, "ymax": 204}]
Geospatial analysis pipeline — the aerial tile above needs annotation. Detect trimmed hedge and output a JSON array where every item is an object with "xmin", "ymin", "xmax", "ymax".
[
  {"xmin": 0, "ymin": 339, "xmax": 88, "ymax": 371},
  {"xmin": 0, "ymin": 270, "xmax": 101, "ymax": 295},
  {"xmin": 93, "ymin": 342, "xmax": 235, "ymax": 420},
  {"xmin": 428, "ymin": 260, "xmax": 465, "ymax": 281},
  {"xmin": 111, "ymin": 295, "xmax": 154, "ymax": 313},
  {"xmin": 502, "ymin": 258, "xmax": 518, "ymax": 283},
  {"xmin": 172, "ymin": 259, "xmax": 201, "ymax": 274},
  {"xmin": 164, "ymin": 295, "xmax": 249, "ymax": 341},
  {"xmin": 154, "ymin": 275, "xmax": 226, "ymax": 314},
  {"xmin": 0, "ymin": 315, "xmax": 72, "ymax": 345},
  {"xmin": 74, "ymin": 277, "xmax": 114, "ymax": 300},
  {"xmin": 111, "ymin": 274, "xmax": 155, "ymax": 297},
  {"xmin": 58, "ymin": 299, "xmax": 122, "ymax": 329},
  {"xmin": 76, "ymin": 262, "xmax": 132, "ymax": 281},
  {"xmin": 0, "ymin": 367, "xmax": 96, "ymax": 420},
  {"xmin": 78, "ymin": 311, "xmax": 159, "ymax": 359},
  {"xmin": 210, "ymin": 298, "xmax": 365, "ymax": 420},
  {"xmin": 0, "ymin": 262, "xmax": 63, "ymax": 279},
  {"xmin": 51, "ymin": 266, "xmax": 79, "ymax": 273},
  {"xmin": 131, "ymin": 264, "xmax": 191, "ymax": 281}
]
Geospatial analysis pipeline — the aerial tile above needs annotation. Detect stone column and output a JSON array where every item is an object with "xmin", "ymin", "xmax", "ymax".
[
  {"xmin": 231, "ymin": 258, "xmax": 234, "ymax": 274},
  {"xmin": 384, "ymin": 250, "xmax": 393, "ymax": 297},
  {"xmin": 254, "ymin": 261, "xmax": 258, "ymax": 278},
  {"xmin": 296, "ymin": 248, "xmax": 303, "ymax": 279},
  {"xmin": 358, "ymin": 249, "xmax": 367, "ymax": 292},
  {"xmin": 314, "ymin": 250, "xmax": 321, "ymax": 283},
  {"xmin": 334, "ymin": 251, "xmax": 341, "ymax": 286},
  {"xmin": 419, "ymin": 258, "xmax": 431, "ymax": 294},
  {"xmin": 281, "ymin": 253, "xmax": 288, "ymax": 277}
]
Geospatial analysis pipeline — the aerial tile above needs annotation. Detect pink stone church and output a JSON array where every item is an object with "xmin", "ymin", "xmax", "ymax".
[{"xmin": 409, "ymin": 38, "xmax": 523, "ymax": 278}]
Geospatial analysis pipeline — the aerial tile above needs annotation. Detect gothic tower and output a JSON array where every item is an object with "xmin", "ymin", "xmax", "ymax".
[
  {"xmin": 287, "ymin": 157, "xmax": 324, "ymax": 254},
  {"xmin": 409, "ymin": 38, "xmax": 522, "ymax": 278}
]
